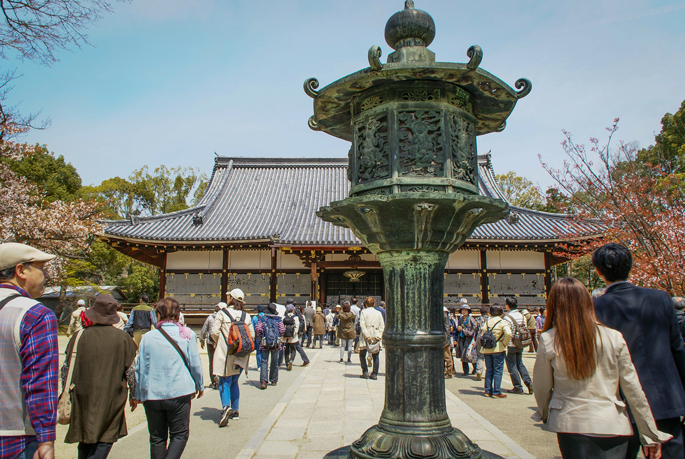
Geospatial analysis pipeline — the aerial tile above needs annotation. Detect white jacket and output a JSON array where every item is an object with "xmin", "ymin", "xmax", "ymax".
[{"xmin": 359, "ymin": 307, "xmax": 384, "ymax": 349}]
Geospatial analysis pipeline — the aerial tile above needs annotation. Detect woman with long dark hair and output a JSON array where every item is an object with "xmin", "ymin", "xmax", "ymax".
[{"xmin": 533, "ymin": 278, "xmax": 670, "ymax": 458}]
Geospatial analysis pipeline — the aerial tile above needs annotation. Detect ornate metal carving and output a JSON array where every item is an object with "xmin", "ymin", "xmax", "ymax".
[
  {"xmin": 304, "ymin": 78, "xmax": 320, "ymax": 98},
  {"xmin": 515, "ymin": 78, "xmax": 532, "ymax": 98},
  {"xmin": 406, "ymin": 186, "xmax": 440, "ymax": 193},
  {"xmin": 402, "ymin": 89, "xmax": 437, "ymax": 102},
  {"xmin": 361, "ymin": 95, "xmax": 384, "ymax": 112},
  {"xmin": 308, "ymin": 116, "xmax": 321, "ymax": 131},
  {"xmin": 466, "ymin": 45, "xmax": 483, "ymax": 70},
  {"xmin": 448, "ymin": 88, "xmax": 472, "ymax": 113},
  {"xmin": 398, "ymin": 110, "xmax": 444, "ymax": 176},
  {"xmin": 351, "ymin": 425, "xmax": 484, "ymax": 459},
  {"xmin": 449, "ymin": 115, "xmax": 476, "ymax": 184},
  {"xmin": 358, "ymin": 187, "xmax": 390, "ymax": 197},
  {"xmin": 368, "ymin": 45, "xmax": 383, "ymax": 71},
  {"xmin": 355, "ymin": 114, "xmax": 390, "ymax": 182}
]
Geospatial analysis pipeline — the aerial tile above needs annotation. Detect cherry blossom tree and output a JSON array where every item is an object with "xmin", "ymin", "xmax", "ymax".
[{"xmin": 540, "ymin": 119, "xmax": 685, "ymax": 295}]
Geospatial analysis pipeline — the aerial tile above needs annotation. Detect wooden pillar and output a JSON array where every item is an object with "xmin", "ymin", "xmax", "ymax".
[
  {"xmin": 480, "ymin": 250, "xmax": 489, "ymax": 305},
  {"xmin": 221, "ymin": 249, "xmax": 229, "ymax": 303},
  {"xmin": 311, "ymin": 261, "xmax": 318, "ymax": 304},
  {"xmin": 544, "ymin": 251, "xmax": 552, "ymax": 299},
  {"xmin": 159, "ymin": 252, "xmax": 167, "ymax": 301},
  {"xmin": 270, "ymin": 247, "xmax": 278, "ymax": 303}
]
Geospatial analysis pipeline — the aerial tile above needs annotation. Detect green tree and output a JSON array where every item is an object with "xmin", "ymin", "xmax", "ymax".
[
  {"xmin": 638, "ymin": 100, "xmax": 685, "ymax": 174},
  {"xmin": 82, "ymin": 165, "xmax": 208, "ymax": 218},
  {"xmin": 495, "ymin": 171, "xmax": 546, "ymax": 210},
  {"xmin": 1, "ymin": 145, "xmax": 82, "ymax": 202}
]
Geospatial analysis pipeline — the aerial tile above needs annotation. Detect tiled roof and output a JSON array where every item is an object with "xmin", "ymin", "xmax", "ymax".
[{"xmin": 103, "ymin": 155, "xmax": 602, "ymax": 245}]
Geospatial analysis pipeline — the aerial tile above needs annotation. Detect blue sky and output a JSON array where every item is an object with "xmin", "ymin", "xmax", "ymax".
[{"xmin": 8, "ymin": 0, "xmax": 685, "ymax": 190}]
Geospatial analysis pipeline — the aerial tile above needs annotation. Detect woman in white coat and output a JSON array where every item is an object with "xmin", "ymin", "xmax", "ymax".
[
  {"xmin": 210, "ymin": 288, "xmax": 255, "ymax": 428},
  {"xmin": 533, "ymin": 278, "xmax": 671, "ymax": 459},
  {"xmin": 359, "ymin": 297, "xmax": 384, "ymax": 380}
]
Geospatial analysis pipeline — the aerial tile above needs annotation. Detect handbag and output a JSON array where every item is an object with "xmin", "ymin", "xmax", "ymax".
[
  {"xmin": 465, "ymin": 337, "xmax": 478, "ymax": 363},
  {"xmin": 57, "ymin": 329, "xmax": 84, "ymax": 425},
  {"xmin": 367, "ymin": 339, "xmax": 381, "ymax": 355}
]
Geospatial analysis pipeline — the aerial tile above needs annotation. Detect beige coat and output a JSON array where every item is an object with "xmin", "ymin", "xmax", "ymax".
[
  {"xmin": 210, "ymin": 307, "xmax": 255, "ymax": 377},
  {"xmin": 533, "ymin": 325, "xmax": 671, "ymax": 445},
  {"xmin": 479, "ymin": 316, "xmax": 512, "ymax": 354},
  {"xmin": 359, "ymin": 307, "xmax": 384, "ymax": 349}
]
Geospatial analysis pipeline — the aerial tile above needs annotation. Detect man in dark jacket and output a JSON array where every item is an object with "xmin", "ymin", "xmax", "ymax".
[
  {"xmin": 123, "ymin": 294, "xmax": 157, "ymax": 346},
  {"xmin": 592, "ymin": 243, "xmax": 685, "ymax": 459},
  {"xmin": 673, "ymin": 297, "xmax": 685, "ymax": 342}
]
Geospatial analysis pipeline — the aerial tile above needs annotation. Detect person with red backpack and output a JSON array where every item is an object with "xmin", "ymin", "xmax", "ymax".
[
  {"xmin": 210, "ymin": 289, "xmax": 255, "ymax": 428},
  {"xmin": 255, "ymin": 303, "xmax": 285, "ymax": 390}
]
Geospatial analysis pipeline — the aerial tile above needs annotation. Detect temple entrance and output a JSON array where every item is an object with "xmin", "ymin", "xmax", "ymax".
[{"xmin": 324, "ymin": 271, "xmax": 384, "ymax": 307}]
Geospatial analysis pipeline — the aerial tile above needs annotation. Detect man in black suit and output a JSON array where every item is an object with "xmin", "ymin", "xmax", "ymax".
[{"xmin": 592, "ymin": 243, "xmax": 685, "ymax": 459}]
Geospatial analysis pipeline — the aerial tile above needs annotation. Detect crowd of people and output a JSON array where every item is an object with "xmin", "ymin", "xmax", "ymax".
[{"xmin": 3, "ymin": 240, "xmax": 685, "ymax": 459}]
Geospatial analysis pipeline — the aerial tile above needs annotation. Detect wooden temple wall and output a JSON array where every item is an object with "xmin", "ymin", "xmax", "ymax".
[{"xmin": 160, "ymin": 247, "xmax": 552, "ymax": 318}]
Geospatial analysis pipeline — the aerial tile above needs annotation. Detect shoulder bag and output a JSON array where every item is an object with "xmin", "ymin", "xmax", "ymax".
[{"xmin": 57, "ymin": 329, "xmax": 84, "ymax": 425}]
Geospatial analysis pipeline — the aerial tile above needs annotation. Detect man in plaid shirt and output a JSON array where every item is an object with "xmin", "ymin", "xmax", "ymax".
[{"xmin": 0, "ymin": 243, "xmax": 58, "ymax": 459}]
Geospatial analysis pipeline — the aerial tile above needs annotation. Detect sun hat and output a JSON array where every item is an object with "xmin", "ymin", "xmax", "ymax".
[
  {"xmin": 267, "ymin": 303, "xmax": 279, "ymax": 315},
  {"xmin": 84, "ymin": 294, "xmax": 120, "ymax": 325},
  {"xmin": 460, "ymin": 304, "xmax": 471, "ymax": 311},
  {"xmin": 0, "ymin": 242, "xmax": 55, "ymax": 271},
  {"xmin": 229, "ymin": 288, "xmax": 245, "ymax": 302},
  {"xmin": 460, "ymin": 298, "xmax": 468, "ymax": 304}
]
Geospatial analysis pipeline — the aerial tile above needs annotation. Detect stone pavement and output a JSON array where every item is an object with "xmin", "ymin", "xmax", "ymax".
[{"xmin": 236, "ymin": 346, "xmax": 534, "ymax": 459}]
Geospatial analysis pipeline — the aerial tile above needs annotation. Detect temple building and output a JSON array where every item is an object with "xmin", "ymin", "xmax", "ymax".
[{"xmin": 102, "ymin": 154, "xmax": 601, "ymax": 323}]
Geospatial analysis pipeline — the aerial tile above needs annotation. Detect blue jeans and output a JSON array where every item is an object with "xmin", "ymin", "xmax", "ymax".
[
  {"xmin": 16, "ymin": 440, "xmax": 38, "ymax": 459},
  {"xmin": 218, "ymin": 369, "xmax": 242, "ymax": 410},
  {"xmin": 505, "ymin": 347, "xmax": 532, "ymax": 390},
  {"xmin": 484, "ymin": 352, "xmax": 506, "ymax": 395},
  {"xmin": 260, "ymin": 348, "xmax": 279, "ymax": 383}
]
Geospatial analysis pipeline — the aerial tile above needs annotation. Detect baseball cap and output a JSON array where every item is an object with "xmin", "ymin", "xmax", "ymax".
[
  {"xmin": 77, "ymin": 299, "xmax": 86, "ymax": 306},
  {"xmin": 0, "ymin": 243, "xmax": 55, "ymax": 271},
  {"xmin": 229, "ymin": 288, "xmax": 245, "ymax": 302}
]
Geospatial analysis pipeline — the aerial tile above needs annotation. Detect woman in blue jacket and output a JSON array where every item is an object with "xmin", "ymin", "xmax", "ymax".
[{"xmin": 132, "ymin": 298, "xmax": 204, "ymax": 459}]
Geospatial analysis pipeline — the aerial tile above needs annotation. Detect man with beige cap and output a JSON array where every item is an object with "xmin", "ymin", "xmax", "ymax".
[{"xmin": 0, "ymin": 242, "xmax": 58, "ymax": 459}]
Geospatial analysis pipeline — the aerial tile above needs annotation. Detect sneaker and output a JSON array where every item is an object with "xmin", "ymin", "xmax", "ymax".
[
  {"xmin": 360, "ymin": 372, "xmax": 370, "ymax": 379},
  {"xmin": 370, "ymin": 374, "xmax": 377, "ymax": 380},
  {"xmin": 287, "ymin": 362, "xmax": 293, "ymax": 371},
  {"xmin": 230, "ymin": 410, "xmax": 239, "ymax": 420},
  {"xmin": 269, "ymin": 381, "xmax": 277, "ymax": 386},
  {"xmin": 219, "ymin": 407, "xmax": 231, "ymax": 427},
  {"xmin": 507, "ymin": 388, "xmax": 524, "ymax": 394},
  {"xmin": 476, "ymin": 372, "xmax": 482, "ymax": 381},
  {"xmin": 339, "ymin": 359, "xmax": 344, "ymax": 363},
  {"xmin": 525, "ymin": 382, "xmax": 534, "ymax": 395},
  {"xmin": 260, "ymin": 382, "xmax": 267, "ymax": 390},
  {"xmin": 347, "ymin": 358, "xmax": 352, "ymax": 363},
  {"xmin": 301, "ymin": 362, "xmax": 309, "ymax": 367},
  {"xmin": 493, "ymin": 394, "xmax": 507, "ymax": 399}
]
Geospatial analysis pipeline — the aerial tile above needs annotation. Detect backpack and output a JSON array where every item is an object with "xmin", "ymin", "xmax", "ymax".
[
  {"xmin": 283, "ymin": 314, "xmax": 296, "ymax": 338},
  {"xmin": 480, "ymin": 319, "xmax": 504, "ymax": 350},
  {"xmin": 220, "ymin": 309, "xmax": 255, "ymax": 358},
  {"xmin": 262, "ymin": 316, "xmax": 281, "ymax": 350},
  {"xmin": 505, "ymin": 312, "xmax": 531, "ymax": 349}
]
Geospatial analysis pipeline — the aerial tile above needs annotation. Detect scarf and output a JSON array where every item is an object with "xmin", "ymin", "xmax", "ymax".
[
  {"xmin": 157, "ymin": 320, "xmax": 192, "ymax": 340},
  {"xmin": 80, "ymin": 310, "xmax": 93, "ymax": 328},
  {"xmin": 459, "ymin": 314, "xmax": 470, "ymax": 339}
]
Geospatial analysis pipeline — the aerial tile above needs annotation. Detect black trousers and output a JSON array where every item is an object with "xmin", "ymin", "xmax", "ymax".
[
  {"xmin": 78, "ymin": 442, "xmax": 112, "ymax": 459},
  {"xmin": 360, "ymin": 349, "xmax": 379, "ymax": 376},
  {"xmin": 143, "ymin": 394, "xmax": 192, "ymax": 459},
  {"xmin": 285, "ymin": 341, "xmax": 310, "ymax": 364},
  {"xmin": 626, "ymin": 417, "xmax": 684, "ymax": 459},
  {"xmin": 557, "ymin": 433, "xmax": 628, "ymax": 459}
]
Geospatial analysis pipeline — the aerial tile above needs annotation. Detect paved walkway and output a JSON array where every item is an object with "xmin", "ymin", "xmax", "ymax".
[
  {"xmin": 235, "ymin": 346, "xmax": 533, "ymax": 459},
  {"xmin": 56, "ymin": 336, "xmax": 534, "ymax": 459}
]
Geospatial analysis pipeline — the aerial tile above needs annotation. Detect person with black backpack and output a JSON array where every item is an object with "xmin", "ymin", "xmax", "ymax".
[
  {"xmin": 479, "ymin": 304, "xmax": 512, "ymax": 398},
  {"xmin": 210, "ymin": 288, "xmax": 255, "ymax": 428},
  {"xmin": 282, "ymin": 301, "xmax": 310, "ymax": 370},
  {"xmin": 255, "ymin": 303, "xmax": 285, "ymax": 390}
]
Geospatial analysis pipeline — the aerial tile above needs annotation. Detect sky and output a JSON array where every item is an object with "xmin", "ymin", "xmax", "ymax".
[{"xmin": 7, "ymin": 0, "xmax": 685, "ymax": 190}]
